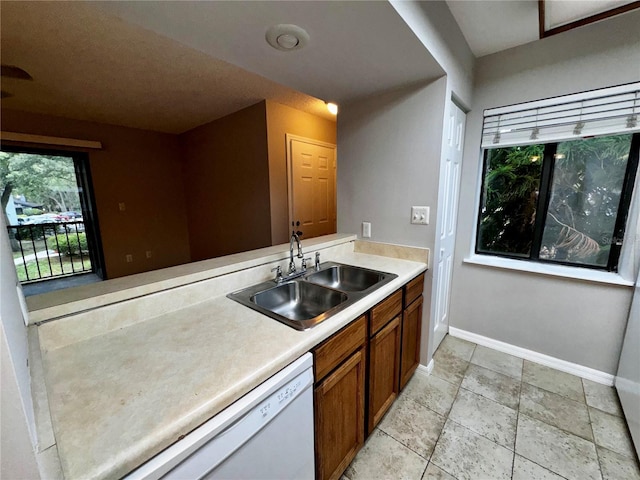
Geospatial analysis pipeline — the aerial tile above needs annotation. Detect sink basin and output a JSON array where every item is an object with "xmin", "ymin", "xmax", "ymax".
[
  {"xmin": 252, "ymin": 281, "xmax": 347, "ymax": 322},
  {"xmin": 227, "ymin": 261, "xmax": 398, "ymax": 331},
  {"xmin": 227, "ymin": 280, "xmax": 349, "ymax": 330},
  {"xmin": 304, "ymin": 264, "xmax": 386, "ymax": 292}
]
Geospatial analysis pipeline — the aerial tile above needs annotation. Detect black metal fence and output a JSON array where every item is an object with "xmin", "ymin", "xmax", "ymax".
[{"xmin": 7, "ymin": 221, "xmax": 92, "ymax": 283}]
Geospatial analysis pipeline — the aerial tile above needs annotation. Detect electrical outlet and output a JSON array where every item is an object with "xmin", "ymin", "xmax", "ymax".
[
  {"xmin": 125, "ymin": 254, "xmax": 133, "ymax": 263},
  {"xmin": 118, "ymin": 202, "xmax": 126, "ymax": 211},
  {"xmin": 411, "ymin": 206, "xmax": 430, "ymax": 225},
  {"xmin": 362, "ymin": 222, "xmax": 371, "ymax": 238},
  {"xmin": 146, "ymin": 250, "xmax": 152, "ymax": 259}
]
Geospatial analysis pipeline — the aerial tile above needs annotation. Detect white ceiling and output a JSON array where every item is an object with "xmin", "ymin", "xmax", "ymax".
[
  {"xmin": 446, "ymin": 1, "xmax": 539, "ymax": 57},
  {"xmin": 0, "ymin": 2, "xmax": 337, "ymax": 133},
  {"xmin": 543, "ymin": 0, "xmax": 635, "ymax": 30},
  {"xmin": 2, "ymin": 1, "xmax": 635, "ymax": 133},
  {"xmin": 0, "ymin": 1, "xmax": 443, "ymax": 134},
  {"xmin": 446, "ymin": 0, "xmax": 638, "ymax": 58},
  {"xmin": 92, "ymin": 1, "xmax": 444, "ymax": 106}
]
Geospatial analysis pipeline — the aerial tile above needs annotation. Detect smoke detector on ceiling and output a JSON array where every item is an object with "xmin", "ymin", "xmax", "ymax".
[{"xmin": 266, "ymin": 24, "xmax": 309, "ymax": 51}]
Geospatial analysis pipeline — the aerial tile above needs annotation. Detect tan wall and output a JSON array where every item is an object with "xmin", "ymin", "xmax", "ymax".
[
  {"xmin": 1, "ymin": 110, "xmax": 191, "ymax": 278},
  {"xmin": 2, "ymin": 102, "xmax": 335, "ymax": 279},
  {"xmin": 179, "ymin": 102, "xmax": 272, "ymax": 261},
  {"xmin": 265, "ymin": 101, "xmax": 337, "ymax": 245}
]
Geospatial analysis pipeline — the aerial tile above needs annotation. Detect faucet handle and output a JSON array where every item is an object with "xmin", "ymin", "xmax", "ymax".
[
  {"xmin": 315, "ymin": 252, "xmax": 321, "ymax": 270},
  {"xmin": 271, "ymin": 265, "xmax": 283, "ymax": 283},
  {"xmin": 301, "ymin": 257, "xmax": 312, "ymax": 270}
]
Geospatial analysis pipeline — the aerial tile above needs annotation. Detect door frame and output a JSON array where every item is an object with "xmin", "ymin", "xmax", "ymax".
[{"xmin": 285, "ymin": 134, "xmax": 337, "ymax": 233}]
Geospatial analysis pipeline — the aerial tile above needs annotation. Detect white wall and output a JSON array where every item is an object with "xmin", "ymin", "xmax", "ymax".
[
  {"xmin": 381, "ymin": 1, "xmax": 476, "ymax": 362},
  {"xmin": 338, "ymin": 77, "xmax": 447, "ymax": 364},
  {"xmin": 2, "ymin": 325, "xmax": 40, "ymax": 479},
  {"xmin": 0, "ymin": 216, "xmax": 39, "ymax": 476},
  {"xmin": 450, "ymin": 10, "xmax": 640, "ymax": 374},
  {"xmin": 390, "ymin": 0, "xmax": 475, "ymax": 108},
  {"xmin": 337, "ymin": 1, "xmax": 476, "ymax": 364}
]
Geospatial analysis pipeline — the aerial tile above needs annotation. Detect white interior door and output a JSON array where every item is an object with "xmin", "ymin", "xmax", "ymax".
[
  {"xmin": 432, "ymin": 102, "xmax": 466, "ymax": 350},
  {"xmin": 616, "ymin": 269, "xmax": 640, "ymax": 457},
  {"xmin": 287, "ymin": 135, "xmax": 337, "ymax": 239}
]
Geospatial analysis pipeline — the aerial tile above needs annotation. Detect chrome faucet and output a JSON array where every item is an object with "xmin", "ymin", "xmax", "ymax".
[
  {"xmin": 289, "ymin": 224, "xmax": 304, "ymax": 274},
  {"xmin": 271, "ymin": 225, "xmax": 312, "ymax": 283},
  {"xmin": 271, "ymin": 265, "xmax": 284, "ymax": 284}
]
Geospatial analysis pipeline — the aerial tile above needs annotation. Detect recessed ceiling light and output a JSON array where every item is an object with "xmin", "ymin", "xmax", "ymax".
[
  {"xmin": 326, "ymin": 102, "xmax": 338, "ymax": 115},
  {"xmin": 266, "ymin": 24, "xmax": 309, "ymax": 52},
  {"xmin": 276, "ymin": 34, "xmax": 299, "ymax": 50}
]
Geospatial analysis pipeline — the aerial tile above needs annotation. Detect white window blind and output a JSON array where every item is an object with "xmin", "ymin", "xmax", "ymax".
[{"xmin": 482, "ymin": 83, "xmax": 640, "ymax": 148}]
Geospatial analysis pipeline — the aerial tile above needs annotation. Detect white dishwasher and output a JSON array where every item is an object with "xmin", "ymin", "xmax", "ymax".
[{"xmin": 127, "ymin": 353, "xmax": 315, "ymax": 480}]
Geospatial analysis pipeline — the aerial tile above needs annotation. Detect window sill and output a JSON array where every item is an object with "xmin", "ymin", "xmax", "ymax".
[{"xmin": 464, "ymin": 254, "xmax": 634, "ymax": 287}]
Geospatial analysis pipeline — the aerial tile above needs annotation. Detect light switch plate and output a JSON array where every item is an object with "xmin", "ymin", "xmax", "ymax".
[{"xmin": 411, "ymin": 206, "xmax": 430, "ymax": 225}]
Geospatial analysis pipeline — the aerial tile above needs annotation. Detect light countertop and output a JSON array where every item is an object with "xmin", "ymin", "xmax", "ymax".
[
  {"xmin": 36, "ymin": 241, "xmax": 427, "ymax": 479},
  {"xmin": 27, "ymin": 234, "xmax": 358, "ymax": 324}
]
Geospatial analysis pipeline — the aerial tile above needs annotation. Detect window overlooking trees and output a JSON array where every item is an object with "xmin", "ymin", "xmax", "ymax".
[
  {"xmin": 477, "ymin": 144, "xmax": 544, "ymax": 258},
  {"xmin": 1, "ymin": 147, "xmax": 103, "ymax": 284},
  {"xmin": 477, "ymin": 133, "xmax": 639, "ymax": 271}
]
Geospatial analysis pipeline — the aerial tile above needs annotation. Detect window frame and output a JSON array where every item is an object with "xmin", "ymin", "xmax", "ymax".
[
  {"xmin": 474, "ymin": 133, "xmax": 640, "ymax": 273},
  {"xmin": 1, "ymin": 144, "xmax": 107, "ymax": 280}
]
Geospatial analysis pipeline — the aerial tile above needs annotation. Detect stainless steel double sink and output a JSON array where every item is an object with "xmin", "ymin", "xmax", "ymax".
[{"xmin": 227, "ymin": 262, "xmax": 398, "ymax": 330}]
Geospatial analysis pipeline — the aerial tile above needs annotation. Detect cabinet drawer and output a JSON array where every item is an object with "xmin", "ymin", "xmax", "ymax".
[
  {"xmin": 370, "ymin": 290, "xmax": 402, "ymax": 336},
  {"xmin": 404, "ymin": 273, "xmax": 425, "ymax": 307},
  {"xmin": 314, "ymin": 315, "xmax": 366, "ymax": 382}
]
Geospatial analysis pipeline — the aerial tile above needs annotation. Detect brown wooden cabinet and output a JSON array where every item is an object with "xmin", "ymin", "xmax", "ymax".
[
  {"xmin": 313, "ymin": 317, "xmax": 366, "ymax": 480},
  {"xmin": 313, "ymin": 271, "xmax": 426, "ymax": 480},
  {"xmin": 370, "ymin": 289, "xmax": 402, "ymax": 335},
  {"xmin": 368, "ymin": 315, "xmax": 401, "ymax": 432},
  {"xmin": 404, "ymin": 273, "xmax": 425, "ymax": 308},
  {"xmin": 400, "ymin": 273, "xmax": 425, "ymax": 391},
  {"xmin": 367, "ymin": 290, "xmax": 403, "ymax": 433},
  {"xmin": 400, "ymin": 294, "xmax": 423, "ymax": 390}
]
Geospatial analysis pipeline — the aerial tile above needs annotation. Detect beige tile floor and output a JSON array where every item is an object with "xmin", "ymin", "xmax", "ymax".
[{"xmin": 343, "ymin": 335, "xmax": 640, "ymax": 480}]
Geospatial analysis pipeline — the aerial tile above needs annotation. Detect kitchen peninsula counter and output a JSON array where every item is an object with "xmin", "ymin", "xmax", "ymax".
[{"xmin": 32, "ymin": 236, "xmax": 428, "ymax": 479}]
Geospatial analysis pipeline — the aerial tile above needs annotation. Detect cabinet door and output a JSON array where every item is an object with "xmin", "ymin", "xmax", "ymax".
[
  {"xmin": 400, "ymin": 295, "xmax": 423, "ymax": 390},
  {"xmin": 315, "ymin": 349, "xmax": 365, "ymax": 480},
  {"xmin": 368, "ymin": 316, "xmax": 401, "ymax": 433}
]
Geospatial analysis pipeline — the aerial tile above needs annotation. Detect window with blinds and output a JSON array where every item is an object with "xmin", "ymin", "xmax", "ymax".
[
  {"xmin": 482, "ymin": 83, "xmax": 640, "ymax": 148},
  {"xmin": 477, "ymin": 83, "xmax": 640, "ymax": 272}
]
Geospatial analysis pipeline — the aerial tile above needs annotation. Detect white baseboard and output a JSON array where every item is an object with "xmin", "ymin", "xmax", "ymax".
[
  {"xmin": 415, "ymin": 359, "xmax": 434, "ymax": 377},
  {"xmin": 448, "ymin": 327, "xmax": 615, "ymax": 386}
]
